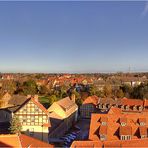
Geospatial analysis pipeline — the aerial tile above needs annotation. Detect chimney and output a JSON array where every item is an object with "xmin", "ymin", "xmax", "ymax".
[
  {"xmin": 71, "ymin": 94, "xmax": 76, "ymax": 103},
  {"xmin": 27, "ymin": 95, "xmax": 32, "ymax": 99},
  {"xmin": 34, "ymin": 95, "xmax": 39, "ymax": 102}
]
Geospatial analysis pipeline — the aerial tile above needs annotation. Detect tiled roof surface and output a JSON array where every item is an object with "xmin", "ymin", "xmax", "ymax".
[
  {"xmin": 139, "ymin": 126, "xmax": 147, "ymax": 136},
  {"xmin": 100, "ymin": 117, "xmax": 108, "ymax": 123},
  {"xmin": 20, "ymin": 134, "xmax": 54, "ymax": 147},
  {"xmin": 71, "ymin": 138, "xmax": 148, "ymax": 148},
  {"xmin": 119, "ymin": 126, "xmax": 132, "ymax": 135},
  {"xmin": 121, "ymin": 98, "xmax": 143, "ymax": 106},
  {"xmin": 99, "ymin": 125, "xmax": 107, "ymax": 135},
  {"xmin": 139, "ymin": 118, "xmax": 146, "ymax": 123},
  {"xmin": 89, "ymin": 107, "xmax": 148, "ymax": 141},
  {"xmin": 83, "ymin": 95, "xmax": 99, "ymax": 106},
  {"xmin": 0, "ymin": 134, "xmax": 21, "ymax": 147},
  {"xmin": 120, "ymin": 117, "xmax": 127, "ymax": 123},
  {"xmin": 56, "ymin": 97, "xmax": 75, "ymax": 110}
]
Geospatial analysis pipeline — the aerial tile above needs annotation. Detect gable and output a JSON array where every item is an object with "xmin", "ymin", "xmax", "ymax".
[{"xmin": 15, "ymin": 100, "xmax": 49, "ymax": 126}]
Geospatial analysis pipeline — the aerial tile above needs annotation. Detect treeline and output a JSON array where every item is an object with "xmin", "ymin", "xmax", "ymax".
[
  {"xmin": 89, "ymin": 83, "xmax": 148, "ymax": 99},
  {"xmin": 0, "ymin": 79, "xmax": 69, "ymax": 106}
]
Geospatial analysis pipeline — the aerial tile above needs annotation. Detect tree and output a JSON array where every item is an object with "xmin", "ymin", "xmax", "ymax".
[
  {"xmin": 75, "ymin": 98, "xmax": 83, "ymax": 107},
  {"xmin": 116, "ymin": 89, "xmax": 124, "ymax": 98},
  {"xmin": 1, "ymin": 80, "xmax": 17, "ymax": 94},
  {"xmin": 120, "ymin": 84, "xmax": 133, "ymax": 98},
  {"xmin": 104, "ymin": 84, "xmax": 112, "ymax": 97},
  {"xmin": 9, "ymin": 115, "xmax": 22, "ymax": 135},
  {"xmin": 48, "ymin": 95, "xmax": 58, "ymax": 106},
  {"xmin": 39, "ymin": 85, "xmax": 49, "ymax": 95},
  {"xmin": 22, "ymin": 80, "xmax": 38, "ymax": 95}
]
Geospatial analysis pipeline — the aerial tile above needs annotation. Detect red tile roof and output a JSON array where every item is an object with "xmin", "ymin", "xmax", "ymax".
[
  {"xmin": 83, "ymin": 95, "xmax": 99, "ymax": 106},
  {"xmin": 20, "ymin": 134, "xmax": 54, "ymax": 147},
  {"xmin": 120, "ymin": 117, "xmax": 127, "ymax": 124},
  {"xmin": 119, "ymin": 126, "xmax": 132, "ymax": 135},
  {"xmin": 139, "ymin": 118, "xmax": 146, "ymax": 123},
  {"xmin": 71, "ymin": 139, "xmax": 148, "ymax": 148},
  {"xmin": 0, "ymin": 134, "xmax": 21, "ymax": 147},
  {"xmin": 100, "ymin": 117, "xmax": 108, "ymax": 123},
  {"xmin": 139, "ymin": 126, "xmax": 147, "ymax": 136},
  {"xmin": 0, "ymin": 134, "xmax": 54, "ymax": 148},
  {"xmin": 89, "ymin": 107, "xmax": 148, "ymax": 141},
  {"xmin": 121, "ymin": 98, "xmax": 143, "ymax": 106},
  {"xmin": 99, "ymin": 125, "xmax": 107, "ymax": 135}
]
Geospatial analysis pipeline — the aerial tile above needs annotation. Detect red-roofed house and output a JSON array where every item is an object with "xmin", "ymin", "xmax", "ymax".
[
  {"xmin": 89, "ymin": 107, "xmax": 148, "ymax": 142},
  {"xmin": 80, "ymin": 95, "xmax": 100, "ymax": 118}
]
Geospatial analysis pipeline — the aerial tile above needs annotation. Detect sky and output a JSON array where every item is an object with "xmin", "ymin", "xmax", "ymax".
[{"xmin": 0, "ymin": 1, "xmax": 148, "ymax": 73}]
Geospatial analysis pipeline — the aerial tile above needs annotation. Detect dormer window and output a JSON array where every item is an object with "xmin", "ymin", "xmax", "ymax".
[
  {"xmin": 139, "ymin": 118, "xmax": 146, "ymax": 126},
  {"xmin": 138, "ymin": 106, "xmax": 143, "ymax": 111},
  {"xmin": 139, "ymin": 126, "xmax": 147, "ymax": 139},
  {"xmin": 120, "ymin": 117, "xmax": 127, "ymax": 126},
  {"xmin": 121, "ymin": 105, "xmax": 125, "ymax": 110},
  {"xmin": 121, "ymin": 122, "xmax": 126, "ymax": 126},
  {"xmin": 99, "ymin": 125, "xmax": 107, "ymax": 141},
  {"xmin": 100, "ymin": 117, "xmax": 108, "ymax": 126},
  {"xmin": 133, "ymin": 105, "xmax": 137, "ymax": 111},
  {"xmin": 125, "ymin": 105, "xmax": 129, "ymax": 111},
  {"xmin": 119, "ymin": 126, "xmax": 132, "ymax": 140}
]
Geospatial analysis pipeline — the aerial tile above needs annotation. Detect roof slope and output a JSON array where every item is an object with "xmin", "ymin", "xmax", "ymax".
[{"xmin": 20, "ymin": 134, "xmax": 53, "ymax": 147}]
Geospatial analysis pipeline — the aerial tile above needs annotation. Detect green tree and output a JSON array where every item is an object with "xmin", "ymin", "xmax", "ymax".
[
  {"xmin": 22, "ymin": 80, "xmax": 38, "ymax": 95},
  {"xmin": 49, "ymin": 95, "xmax": 58, "ymax": 106},
  {"xmin": 121, "ymin": 84, "xmax": 133, "ymax": 98},
  {"xmin": 9, "ymin": 115, "xmax": 22, "ymax": 135}
]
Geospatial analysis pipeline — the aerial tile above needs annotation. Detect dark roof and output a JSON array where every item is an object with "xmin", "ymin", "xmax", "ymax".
[{"xmin": 7, "ymin": 95, "xmax": 29, "ymax": 112}]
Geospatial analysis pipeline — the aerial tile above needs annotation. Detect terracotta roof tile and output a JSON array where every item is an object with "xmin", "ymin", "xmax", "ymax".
[
  {"xmin": 83, "ymin": 95, "xmax": 99, "ymax": 106},
  {"xmin": 20, "ymin": 134, "xmax": 54, "ymax": 147},
  {"xmin": 0, "ymin": 134, "xmax": 21, "ymax": 147},
  {"xmin": 139, "ymin": 126, "xmax": 147, "ymax": 136},
  {"xmin": 89, "ymin": 107, "xmax": 148, "ymax": 141},
  {"xmin": 121, "ymin": 98, "xmax": 143, "ymax": 106},
  {"xmin": 99, "ymin": 125, "xmax": 107, "ymax": 135},
  {"xmin": 120, "ymin": 117, "xmax": 127, "ymax": 124},
  {"xmin": 119, "ymin": 126, "xmax": 132, "ymax": 135}
]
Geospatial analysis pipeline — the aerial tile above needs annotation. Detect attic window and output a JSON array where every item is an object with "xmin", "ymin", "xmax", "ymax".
[
  {"xmin": 100, "ymin": 117, "xmax": 108, "ymax": 126},
  {"xmin": 139, "ymin": 118, "xmax": 146, "ymax": 126},
  {"xmin": 121, "ymin": 122, "xmax": 126, "ymax": 126},
  {"xmin": 120, "ymin": 117, "xmax": 127, "ymax": 126}
]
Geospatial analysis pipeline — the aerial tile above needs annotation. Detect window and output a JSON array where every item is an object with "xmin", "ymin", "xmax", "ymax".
[
  {"xmin": 102, "ymin": 122, "xmax": 107, "ymax": 126},
  {"xmin": 100, "ymin": 135, "xmax": 106, "ymax": 141},
  {"xmin": 31, "ymin": 116, "xmax": 35, "ymax": 122},
  {"xmin": 140, "ymin": 122, "xmax": 145, "ymax": 126},
  {"xmin": 23, "ymin": 116, "xmax": 26, "ymax": 122},
  {"xmin": 121, "ymin": 122, "xmax": 126, "ymax": 126}
]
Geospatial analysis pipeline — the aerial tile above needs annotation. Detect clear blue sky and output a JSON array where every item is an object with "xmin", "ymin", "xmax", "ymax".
[{"xmin": 0, "ymin": 1, "xmax": 148, "ymax": 73}]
